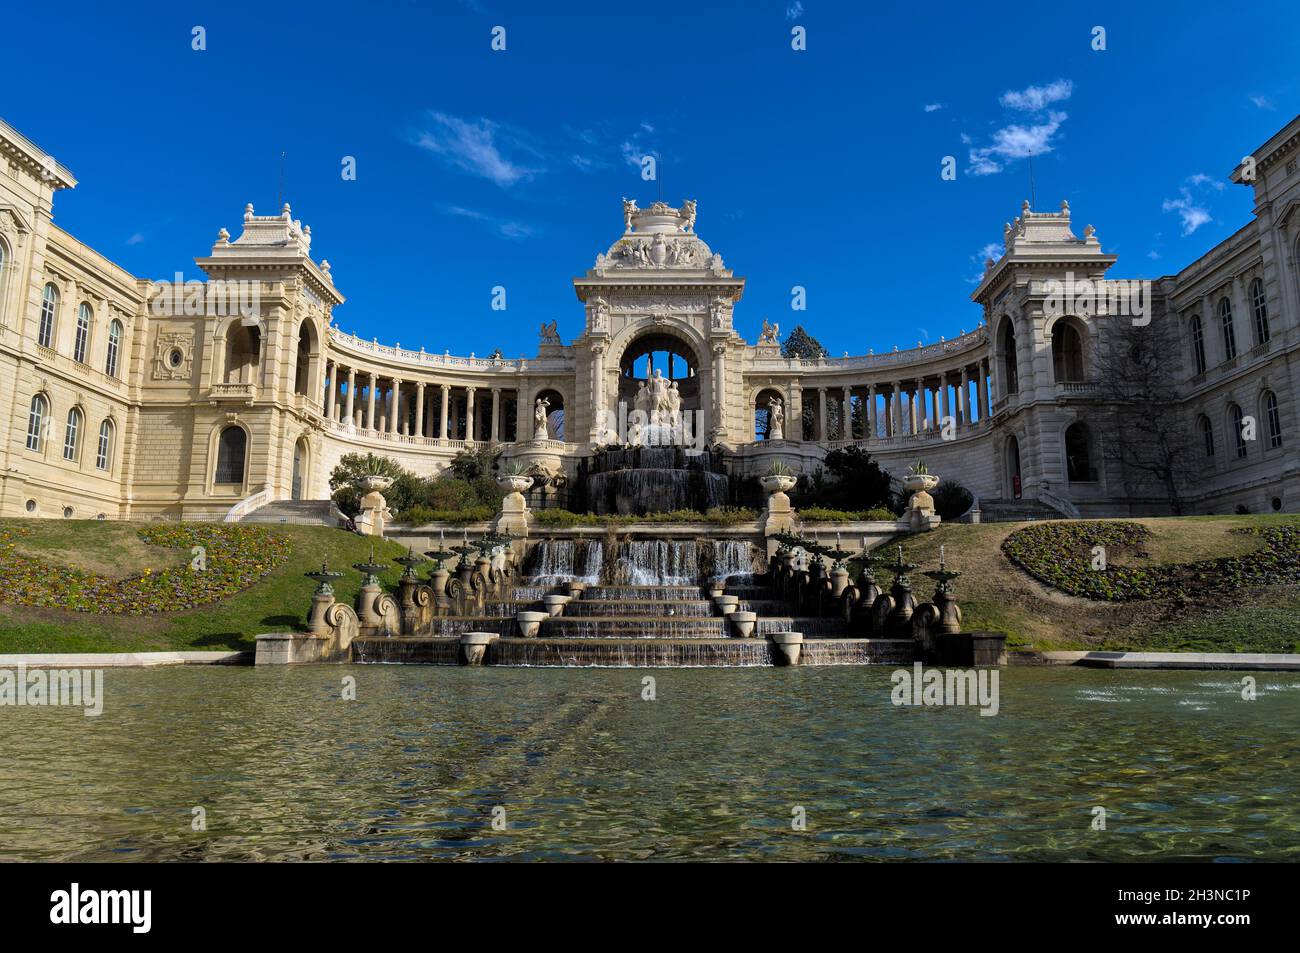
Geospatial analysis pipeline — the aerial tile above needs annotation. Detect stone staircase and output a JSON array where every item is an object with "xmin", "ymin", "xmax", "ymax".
[
  {"xmin": 239, "ymin": 499, "xmax": 349, "ymax": 527},
  {"xmin": 978, "ymin": 497, "xmax": 1067, "ymax": 522}
]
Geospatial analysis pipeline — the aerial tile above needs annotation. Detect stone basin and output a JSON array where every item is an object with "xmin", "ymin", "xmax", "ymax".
[
  {"xmin": 516, "ymin": 610, "xmax": 549, "ymax": 638},
  {"xmin": 729, "ymin": 610, "xmax": 757, "ymax": 638},
  {"xmin": 543, "ymin": 595, "xmax": 571, "ymax": 617},
  {"xmin": 770, "ymin": 631, "xmax": 804, "ymax": 666},
  {"xmin": 459, "ymin": 631, "xmax": 499, "ymax": 666}
]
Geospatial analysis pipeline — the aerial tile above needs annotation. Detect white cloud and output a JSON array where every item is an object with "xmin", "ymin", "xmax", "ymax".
[
  {"xmin": 924, "ymin": 103, "xmax": 944, "ymax": 113},
  {"xmin": 967, "ymin": 242, "xmax": 1003, "ymax": 283},
  {"xmin": 999, "ymin": 79, "xmax": 1073, "ymax": 112},
  {"xmin": 412, "ymin": 112, "xmax": 540, "ymax": 187},
  {"xmin": 968, "ymin": 111, "xmax": 1067, "ymax": 176},
  {"xmin": 443, "ymin": 205, "xmax": 535, "ymax": 240},
  {"xmin": 964, "ymin": 79, "xmax": 1073, "ymax": 177},
  {"xmin": 126, "ymin": 232, "xmax": 144, "ymax": 245},
  {"xmin": 1162, "ymin": 191, "xmax": 1211, "ymax": 235},
  {"xmin": 786, "ymin": 2, "xmax": 804, "ymax": 20},
  {"xmin": 1161, "ymin": 173, "xmax": 1225, "ymax": 235},
  {"xmin": 1185, "ymin": 172, "xmax": 1225, "ymax": 192},
  {"xmin": 1148, "ymin": 250, "xmax": 1160, "ymax": 260},
  {"xmin": 1249, "ymin": 94, "xmax": 1275, "ymax": 110}
]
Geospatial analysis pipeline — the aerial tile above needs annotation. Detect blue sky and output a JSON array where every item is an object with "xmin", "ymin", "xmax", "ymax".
[{"xmin": 3, "ymin": 0, "xmax": 1297, "ymax": 356}]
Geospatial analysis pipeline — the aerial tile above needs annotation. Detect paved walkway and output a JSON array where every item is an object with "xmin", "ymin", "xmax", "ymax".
[
  {"xmin": 0, "ymin": 651, "xmax": 251, "ymax": 667},
  {"xmin": 1040, "ymin": 650, "xmax": 1300, "ymax": 671}
]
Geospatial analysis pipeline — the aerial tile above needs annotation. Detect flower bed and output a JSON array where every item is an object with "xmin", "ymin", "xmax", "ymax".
[
  {"xmin": 0, "ymin": 524, "xmax": 292, "ymax": 614},
  {"xmin": 1001, "ymin": 520, "xmax": 1300, "ymax": 601}
]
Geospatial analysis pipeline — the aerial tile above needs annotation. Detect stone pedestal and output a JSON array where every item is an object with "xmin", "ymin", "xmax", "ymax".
[
  {"xmin": 760, "ymin": 474, "xmax": 797, "ymax": 540},
  {"xmin": 307, "ymin": 590, "xmax": 335, "ymax": 637},
  {"xmin": 494, "ymin": 474, "xmax": 533, "ymax": 536}
]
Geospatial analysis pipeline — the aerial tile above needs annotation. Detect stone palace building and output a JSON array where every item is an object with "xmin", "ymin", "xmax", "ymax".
[{"xmin": 1, "ymin": 114, "xmax": 1297, "ymax": 521}]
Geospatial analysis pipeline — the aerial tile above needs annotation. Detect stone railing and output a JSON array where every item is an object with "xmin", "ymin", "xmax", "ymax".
[
  {"xmin": 1057, "ymin": 381, "xmax": 1102, "ymax": 397},
  {"xmin": 223, "ymin": 485, "xmax": 272, "ymax": 522},
  {"xmin": 748, "ymin": 326, "xmax": 989, "ymax": 372},
  {"xmin": 328, "ymin": 327, "xmax": 529, "ymax": 370},
  {"xmin": 209, "ymin": 382, "xmax": 257, "ymax": 400}
]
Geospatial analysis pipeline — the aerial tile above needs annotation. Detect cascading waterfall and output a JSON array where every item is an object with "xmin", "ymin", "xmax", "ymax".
[
  {"xmin": 708, "ymin": 540, "xmax": 755, "ymax": 581},
  {"xmin": 615, "ymin": 540, "xmax": 699, "ymax": 585},
  {"xmin": 522, "ymin": 539, "xmax": 604, "ymax": 583}
]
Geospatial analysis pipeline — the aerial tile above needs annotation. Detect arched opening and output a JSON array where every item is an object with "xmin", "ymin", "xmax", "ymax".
[
  {"xmin": 1219, "ymin": 297, "xmax": 1237, "ymax": 361},
  {"xmin": 291, "ymin": 437, "xmax": 308, "ymax": 499},
  {"xmin": 215, "ymin": 425, "xmax": 248, "ymax": 486},
  {"xmin": 1065, "ymin": 421, "xmax": 1097, "ymax": 482},
  {"xmin": 1198, "ymin": 415, "xmax": 1215, "ymax": 459},
  {"xmin": 96, "ymin": 419, "xmax": 115, "ymax": 472},
  {"xmin": 1051, "ymin": 319, "xmax": 1085, "ymax": 382},
  {"xmin": 63, "ymin": 407, "xmax": 82, "ymax": 462},
  {"xmin": 1250, "ymin": 278, "xmax": 1270, "ymax": 345},
  {"xmin": 533, "ymin": 388, "xmax": 565, "ymax": 440},
  {"xmin": 1190, "ymin": 314, "xmax": 1207, "ymax": 374},
  {"xmin": 105, "ymin": 319, "xmax": 123, "ymax": 378},
  {"xmin": 618, "ymin": 332, "xmax": 702, "ymax": 445},
  {"xmin": 753, "ymin": 387, "xmax": 786, "ymax": 441},
  {"xmin": 1005, "ymin": 435, "xmax": 1022, "ymax": 499},
  {"xmin": 1229, "ymin": 403, "xmax": 1248, "ymax": 459},
  {"xmin": 39, "ymin": 283, "xmax": 59, "ymax": 349},
  {"xmin": 999, "ymin": 319, "xmax": 1018, "ymax": 394},
  {"xmin": 1262, "ymin": 390, "xmax": 1282, "ymax": 449},
  {"xmin": 293, "ymin": 322, "xmax": 316, "ymax": 396},
  {"xmin": 225, "ymin": 323, "xmax": 261, "ymax": 384},
  {"xmin": 0, "ymin": 239, "xmax": 8, "ymax": 323}
]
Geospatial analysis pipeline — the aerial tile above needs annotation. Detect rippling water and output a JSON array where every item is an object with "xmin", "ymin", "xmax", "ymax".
[{"xmin": 1, "ymin": 666, "xmax": 1297, "ymax": 861}]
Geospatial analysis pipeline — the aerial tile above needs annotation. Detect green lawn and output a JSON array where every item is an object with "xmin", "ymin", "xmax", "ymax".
[
  {"xmin": 886, "ymin": 515, "xmax": 1300, "ymax": 653},
  {"xmin": 0, "ymin": 521, "xmax": 409, "ymax": 654}
]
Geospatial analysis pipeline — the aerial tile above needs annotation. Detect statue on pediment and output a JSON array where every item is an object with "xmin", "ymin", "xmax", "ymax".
[
  {"xmin": 539, "ymin": 320, "xmax": 561, "ymax": 344},
  {"xmin": 758, "ymin": 318, "xmax": 780, "ymax": 346}
]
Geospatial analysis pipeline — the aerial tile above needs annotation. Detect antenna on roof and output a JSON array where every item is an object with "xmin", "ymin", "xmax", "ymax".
[{"xmin": 277, "ymin": 150, "xmax": 286, "ymax": 209}]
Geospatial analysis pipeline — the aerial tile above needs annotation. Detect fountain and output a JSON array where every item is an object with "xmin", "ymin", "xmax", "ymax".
[{"xmin": 577, "ymin": 446, "xmax": 730, "ymax": 515}]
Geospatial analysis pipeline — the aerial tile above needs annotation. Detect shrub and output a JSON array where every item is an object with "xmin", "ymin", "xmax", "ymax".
[
  {"xmin": 799, "ymin": 506, "xmax": 900, "ymax": 523},
  {"xmin": 396, "ymin": 505, "xmax": 494, "ymax": 526},
  {"xmin": 931, "ymin": 480, "xmax": 974, "ymax": 521},
  {"xmin": 1002, "ymin": 520, "xmax": 1300, "ymax": 601}
]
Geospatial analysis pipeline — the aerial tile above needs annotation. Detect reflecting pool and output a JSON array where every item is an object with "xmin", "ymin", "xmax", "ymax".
[{"xmin": 1, "ymin": 665, "xmax": 1296, "ymax": 860}]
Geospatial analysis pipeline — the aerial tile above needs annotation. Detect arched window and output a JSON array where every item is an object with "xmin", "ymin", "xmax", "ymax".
[
  {"xmin": 1190, "ymin": 314, "xmax": 1206, "ymax": 374},
  {"xmin": 1230, "ymin": 404, "xmax": 1248, "ymax": 459},
  {"xmin": 1219, "ymin": 297, "xmax": 1237, "ymax": 361},
  {"xmin": 754, "ymin": 387, "xmax": 786, "ymax": 441},
  {"xmin": 1051, "ymin": 320, "xmax": 1084, "ymax": 382},
  {"xmin": 1250, "ymin": 278, "xmax": 1269, "ymax": 345},
  {"xmin": 105, "ymin": 319, "xmax": 123, "ymax": 377},
  {"xmin": 74, "ymin": 303, "xmax": 92, "ymax": 364},
  {"xmin": 1000, "ymin": 320, "xmax": 1018, "ymax": 394},
  {"xmin": 39, "ymin": 283, "xmax": 59, "ymax": 348},
  {"xmin": 1198, "ymin": 415, "xmax": 1215, "ymax": 459},
  {"xmin": 1064, "ymin": 421, "xmax": 1097, "ymax": 482},
  {"xmin": 96, "ymin": 419, "xmax": 114, "ymax": 471},
  {"xmin": 215, "ymin": 426, "xmax": 247, "ymax": 484},
  {"xmin": 26, "ymin": 394, "xmax": 48, "ymax": 451},
  {"xmin": 533, "ymin": 389, "xmax": 565, "ymax": 441},
  {"xmin": 63, "ymin": 407, "xmax": 82, "ymax": 461},
  {"xmin": 1263, "ymin": 391, "xmax": 1282, "ymax": 449}
]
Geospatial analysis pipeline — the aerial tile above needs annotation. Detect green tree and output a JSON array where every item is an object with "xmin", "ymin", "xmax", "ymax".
[{"xmin": 781, "ymin": 325, "xmax": 828, "ymax": 360}]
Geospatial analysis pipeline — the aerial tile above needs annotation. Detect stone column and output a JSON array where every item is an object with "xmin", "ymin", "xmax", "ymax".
[
  {"xmin": 590, "ymin": 344, "xmax": 606, "ymax": 441},
  {"xmin": 466, "ymin": 386, "xmax": 477, "ymax": 441},
  {"xmin": 890, "ymin": 382, "xmax": 901, "ymax": 436},
  {"xmin": 789, "ymin": 380, "xmax": 803, "ymax": 441},
  {"xmin": 439, "ymin": 384, "xmax": 450, "ymax": 439},
  {"xmin": 415, "ymin": 381, "xmax": 426, "ymax": 437},
  {"xmin": 490, "ymin": 387, "xmax": 501, "ymax": 442},
  {"xmin": 390, "ymin": 379, "xmax": 402, "ymax": 434},
  {"xmin": 841, "ymin": 386, "xmax": 852, "ymax": 440},
  {"xmin": 816, "ymin": 387, "xmax": 827, "ymax": 441},
  {"xmin": 867, "ymin": 383, "xmax": 877, "ymax": 439},
  {"xmin": 366, "ymin": 372, "xmax": 377, "ymax": 431},
  {"xmin": 939, "ymin": 372, "xmax": 949, "ymax": 430},
  {"xmin": 712, "ymin": 344, "xmax": 727, "ymax": 440},
  {"xmin": 977, "ymin": 359, "xmax": 989, "ymax": 423},
  {"xmin": 345, "ymin": 366, "xmax": 356, "ymax": 424},
  {"xmin": 958, "ymin": 366, "xmax": 969, "ymax": 428}
]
